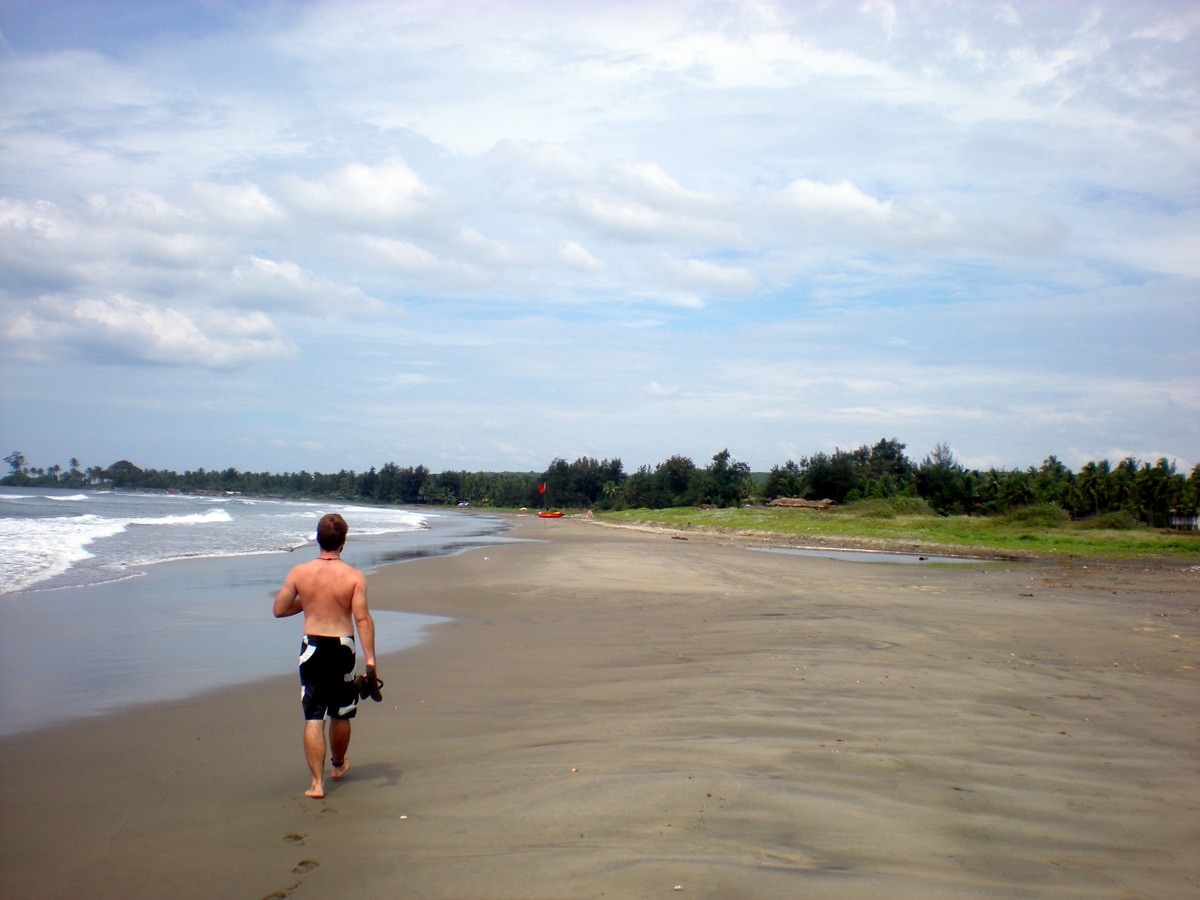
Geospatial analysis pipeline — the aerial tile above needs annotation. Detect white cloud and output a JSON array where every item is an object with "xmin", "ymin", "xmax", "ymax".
[
  {"xmin": 279, "ymin": 159, "xmax": 434, "ymax": 228},
  {"xmin": 608, "ymin": 161, "xmax": 721, "ymax": 214},
  {"xmin": 571, "ymin": 193, "xmax": 736, "ymax": 245},
  {"xmin": 190, "ymin": 182, "xmax": 285, "ymax": 230},
  {"xmin": 782, "ymin": 178, "xmax": 893, "ymax": 223},
  {"xmin": 860, "ymin": 0, "xmax": 898, "ymax": 39},
  {"xmin": 352, "ymin": 235, "xmax": 439, "ymax": 274},
  {"xmin": 349, "ymin": 237, "xmax": 499, "ymax": 299},
  {"xmin": 453, "ymin": 228, "xmax": 527, "ymax": 267},
  {"xmin": 228, "ymin": 256, "xmax": 383, "ymax": 315},
  {"xmin": 572, "ymin": 195, "xmax": 674, "ymax": 241},
  {"xmin": 1100, "ymin": 230, "xmax": 1200, "ymax": 279},
  {"xmin": 4, "ymin": 294, "xmax": 294, "ymax": 369},
  {"xmin": 662, "ymin": 257, "xmax": 758, "ymax": 295},
  {"xmin": 486, "ymin": 140, "xmax": 592, "ymax": 183},
  {"xmin": 0, "ymin": 197, "xmax": 65, "ymax": 239},
  {"xmin": 557, "ymin": 240, "xmax": 603, "ymax": 271},
  {"xmin": 769, "ymin": 178, "xmax": 1067, "ymax": 257}
]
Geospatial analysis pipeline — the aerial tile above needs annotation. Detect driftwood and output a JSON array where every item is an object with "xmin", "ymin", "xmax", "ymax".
[{"xmin": 767, "ymin": 497, "xmax": 835, "ymax": 510}]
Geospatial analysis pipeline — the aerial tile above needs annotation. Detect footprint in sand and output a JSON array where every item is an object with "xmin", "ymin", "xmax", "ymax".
[
  {"xmin": 283, "ymin": 833, "xmax": 306, "ymax": 845},
  {"xmin": 292, "ymin": 859, "xmax": 320, "ymax": 874}
]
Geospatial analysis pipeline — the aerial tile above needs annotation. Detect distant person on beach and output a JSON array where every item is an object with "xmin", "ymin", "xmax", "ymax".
[{"xmin": 273, "ymin": 513, "xmax": 378, "ymax": 799}]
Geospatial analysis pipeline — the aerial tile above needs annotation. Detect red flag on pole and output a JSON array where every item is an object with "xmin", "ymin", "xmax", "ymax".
[{"xmin": 538, "ymin": 483, "xmax": 546, "ymax": 494}]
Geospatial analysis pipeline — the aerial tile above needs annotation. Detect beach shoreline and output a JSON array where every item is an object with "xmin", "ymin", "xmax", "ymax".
[
  {"xmin": 0, "ymin": 506, "xmax": 511, "ymax": 738},
  {"xmin": 2, "ymin": 515, "xmax": 1197, "ymax": 898}
]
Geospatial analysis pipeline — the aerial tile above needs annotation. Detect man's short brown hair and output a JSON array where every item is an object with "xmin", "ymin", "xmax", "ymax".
[{"xmin": 317, "ymin": 513, "xmax": 349, "ymax": 551}]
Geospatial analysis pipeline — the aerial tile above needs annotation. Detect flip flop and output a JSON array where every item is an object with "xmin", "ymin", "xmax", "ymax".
[
  {"xmin": 365, "ymin": 665, "xmax": 384, "ymax": 702},
  {"xmin": 353, "ymin": 667, "xmax": 384, "ymax": 702}
]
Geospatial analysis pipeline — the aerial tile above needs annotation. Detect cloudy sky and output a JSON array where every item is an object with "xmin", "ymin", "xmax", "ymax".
[{"xmin": 1, "ymin": 1, "xmax": 1197, "ymax": 477}]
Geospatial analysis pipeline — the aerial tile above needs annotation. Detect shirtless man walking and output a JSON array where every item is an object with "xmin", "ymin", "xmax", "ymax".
[{"xmin": 274, "ymin": 513, "xmax": 377, "ymax": 799}]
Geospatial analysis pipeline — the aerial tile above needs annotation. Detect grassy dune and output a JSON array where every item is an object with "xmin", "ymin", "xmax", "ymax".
[{"xmin": 598, "ymin": 501, "xmax": 1200, "ymax": 562}]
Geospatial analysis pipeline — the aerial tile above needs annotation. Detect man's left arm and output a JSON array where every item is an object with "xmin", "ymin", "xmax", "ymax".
[{"xmin": 351, "ymin": 573, "xmax": 376, "ymax": 667}]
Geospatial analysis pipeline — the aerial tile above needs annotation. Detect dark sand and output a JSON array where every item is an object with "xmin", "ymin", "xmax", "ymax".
[{"xmin": 2, "ymin": 517, "xmax": 1197, "ymax": 898}]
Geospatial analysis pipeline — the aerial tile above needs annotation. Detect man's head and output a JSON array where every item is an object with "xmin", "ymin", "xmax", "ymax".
[{"xmin": 317, "ymin": 513, "xmax": 349, "ymax": 552}]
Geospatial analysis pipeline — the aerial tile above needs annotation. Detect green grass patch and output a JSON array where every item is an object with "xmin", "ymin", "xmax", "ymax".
[{"xmin": 599, "ymin": 502, "xmax": 1200, "ymax": 561}]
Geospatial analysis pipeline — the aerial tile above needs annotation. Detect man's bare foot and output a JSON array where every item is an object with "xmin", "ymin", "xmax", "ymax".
[
  {"xmin": 305, "ymin": 784, "xmax": 325, "ymax": 799},
  {"xmin": 332, "ymin": 758, "xmax": 350, "ymax": 780}
]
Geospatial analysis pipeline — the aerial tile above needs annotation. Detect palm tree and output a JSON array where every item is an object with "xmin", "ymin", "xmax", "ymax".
[
  {"xmin": 1133, "ymin": 458, "xmax": 1181, "ymax": 528},
  {"xmin": 1113, "ymin": 458, "xmax": 1139, "ymax": 518}
]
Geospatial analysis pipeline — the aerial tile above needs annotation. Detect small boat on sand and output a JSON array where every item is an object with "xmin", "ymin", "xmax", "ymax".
[{"xmin": 537, "ymin": 510, "xmax": 564, "ymax": 518}]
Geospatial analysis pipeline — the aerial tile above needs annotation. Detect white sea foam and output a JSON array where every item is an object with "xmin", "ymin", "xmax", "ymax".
[
  {"xmin": 0, "ymin": 514, "xmax": 128, "ymax": 594},
  {"xmin": 128, "ymin": 508, "xmax": 234, "ymax": 527},
  {"xmin": 0, "ymin": 490, "xmax": 432, "ymax": 594},
  {"xmin": 331, "ymin": 505, "xmax": 428, "ymax": 536}
]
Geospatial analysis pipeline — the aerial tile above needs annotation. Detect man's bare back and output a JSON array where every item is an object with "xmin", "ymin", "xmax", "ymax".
[{"xmin": 274, "ymin": 555, "xmax": 372, "ymax": 645}]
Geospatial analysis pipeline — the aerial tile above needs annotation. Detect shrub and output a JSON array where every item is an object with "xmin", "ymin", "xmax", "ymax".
[
  {"xmin": 845, "ymin": 496, "xmax": 933, "ymax": 519},
  {"xmin": 888, "ymin": 495, "xmax": 934, "ymax": 516},
  {"xmin": 1077, "ymin": 510, "xmax": 1141, "ymax": 530}
]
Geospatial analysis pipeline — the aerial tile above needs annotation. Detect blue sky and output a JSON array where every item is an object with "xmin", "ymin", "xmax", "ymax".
[{"xmin": 1, "ymin": 0, "xmax": 1197, "ymax": 476}]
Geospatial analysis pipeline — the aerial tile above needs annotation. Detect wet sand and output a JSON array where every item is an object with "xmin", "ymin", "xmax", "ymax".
[{"xmin": 2, "ymin": 516, "xmax": 1197, "ymax": 898}]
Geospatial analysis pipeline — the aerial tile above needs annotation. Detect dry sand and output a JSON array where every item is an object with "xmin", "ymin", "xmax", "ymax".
[{"xmin": 2, "ymin": 516, "xmax": 1198, "ymax": 899}]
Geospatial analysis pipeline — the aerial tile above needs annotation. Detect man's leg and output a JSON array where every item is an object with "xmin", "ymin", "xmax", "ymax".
[
  {"xmin": 330, "ymin": 717, "xmax": 351, "ymax": 780},
  {"xmin": 304, "ymin": 719, "xmax": 327, "ymax": 798}
]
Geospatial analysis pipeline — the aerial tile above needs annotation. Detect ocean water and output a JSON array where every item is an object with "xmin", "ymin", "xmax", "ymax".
[{"xmin": 0, "ymin": 487, "xmax": 513, "ymax": 736}]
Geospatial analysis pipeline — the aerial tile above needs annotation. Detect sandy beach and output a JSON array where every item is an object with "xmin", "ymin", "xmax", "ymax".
[{"xmin": 2, "ymin": 516, "xmax": 1197, "ymax": 899}]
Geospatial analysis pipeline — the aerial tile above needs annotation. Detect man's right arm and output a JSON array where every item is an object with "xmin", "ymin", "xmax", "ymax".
[{"xmin": 273, "ymin": 569, "xmax": 302, "ymax": 618}]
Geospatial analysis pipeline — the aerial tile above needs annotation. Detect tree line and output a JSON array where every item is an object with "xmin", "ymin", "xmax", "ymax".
[{"xmin": 4, "ymin": 440, "xmax": 1198, "ymax": 527}]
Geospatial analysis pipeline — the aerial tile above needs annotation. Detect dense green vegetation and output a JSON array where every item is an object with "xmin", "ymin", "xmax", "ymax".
[{"xmin": 4, "ymin": 439, "xmax": 1198, "ymax": 535}]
